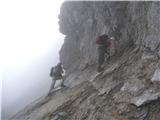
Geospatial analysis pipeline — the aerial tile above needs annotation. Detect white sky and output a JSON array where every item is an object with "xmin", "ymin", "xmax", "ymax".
[{"xmin": 0, "ymin": 0, "xmax": 65, "ymax": 119}]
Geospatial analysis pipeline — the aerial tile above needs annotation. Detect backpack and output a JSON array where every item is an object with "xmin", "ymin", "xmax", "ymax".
[
  {"xmin": 96, "ymin": 34, "xmax": 109, "ymax": 45},
  {"xmin": 50, "ymin": 67, "xmax": 55, "ymax": 77},
  {"xmin": 107, "ymin": 37, "xmax": 118, "ymax": 57}
]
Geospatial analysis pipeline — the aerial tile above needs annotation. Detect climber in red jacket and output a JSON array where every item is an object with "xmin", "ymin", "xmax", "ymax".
[{"xmin": 96, "ymin": 34, "xmax": 118, "ymax": 72}]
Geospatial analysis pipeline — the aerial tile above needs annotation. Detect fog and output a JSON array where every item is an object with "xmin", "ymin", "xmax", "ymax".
[{"xmin": 1, "ymin": 0, "xmax": 64, "ymax": 119}]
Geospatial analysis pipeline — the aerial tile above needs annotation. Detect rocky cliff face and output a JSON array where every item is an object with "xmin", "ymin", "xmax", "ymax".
[{"xmin": 11, "ymin": 1, "xmax": 160, "ymax": 120}]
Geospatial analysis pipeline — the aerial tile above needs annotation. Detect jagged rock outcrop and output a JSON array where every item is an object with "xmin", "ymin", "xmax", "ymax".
[{"xmin": 11, "ymin": 1, "xmax": 160, "ymax": 120}]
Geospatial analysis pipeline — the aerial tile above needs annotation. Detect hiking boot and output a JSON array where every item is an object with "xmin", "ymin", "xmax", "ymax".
[
  {"xmin": 97, "ymin": 66, "xmax": 104, "ymax": 72},
  {"xmin": 61, "ymin": 84, "xmax": 66, "ymax": 87}
]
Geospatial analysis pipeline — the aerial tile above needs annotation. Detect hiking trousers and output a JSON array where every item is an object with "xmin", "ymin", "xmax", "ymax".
[
  {"xmin": 98, "ymin": 45, "xmax": 106, "ymax": 66},
  {"xmin": 49, "ymin": 78, "xmax": 56, "ymax": 91}
]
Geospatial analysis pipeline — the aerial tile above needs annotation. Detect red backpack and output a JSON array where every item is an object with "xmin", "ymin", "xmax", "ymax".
[
  {"xmin": 107, "ymin": 37, "xmax": 118, "ymax": 49},
  {"xmin": 96, "ymin": 34, "xmax": 109, "ymax": 44}
]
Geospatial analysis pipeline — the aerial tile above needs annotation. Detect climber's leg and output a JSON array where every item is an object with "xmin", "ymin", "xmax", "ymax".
[
  {"xmin": 97, "ymin": 48, "xmax": 105, "ymax": 72},
  {"xmin": 49, "ymin": 79, "xmax": 56, "ymax": 91},
  {"xmin": 60, "ymin": 78, "xmax": 66, "ymax": 87}
]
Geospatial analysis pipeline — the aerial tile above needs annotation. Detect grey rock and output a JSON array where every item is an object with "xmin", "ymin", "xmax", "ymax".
[
  {"xmin": 51, "ymin": 112, "xmax": 68, "ymax": 120},
  {"xmin": 141, "ymin": 52, "xmax": 158, "ymax": 61},
  {"xmin": 128, "ymin": 107, "xmax": 148, "ymax": 120},
  {"xmin": 143, "ymin": 35, "xmax": 160, "ymax": 52},
  {"xmin": 157, "ymin": 50, "xmax": 160, "ymax": 58},
  {"xmin": 131, "ymin": 90, "xmax": 160, "ymax": 107},
  {"xmin": 102, "ymin": 63, "xmax": 119, "ymax": 77},
  {"xmin": 121, "ymin": 76, "xmax": 145, "ymax": 96},
  {"xmin": 151, "ymin": 68, "xmax": 160, "ymax": 83}
]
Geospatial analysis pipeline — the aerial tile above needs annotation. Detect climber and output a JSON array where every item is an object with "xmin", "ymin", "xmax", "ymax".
[
  {"xmin": 96, "ymin": 34, "xmax": 109, "ymax": 72},
  {"xmin": 49, "ymin": 62, "xmax": 66, "ymax": 92}
]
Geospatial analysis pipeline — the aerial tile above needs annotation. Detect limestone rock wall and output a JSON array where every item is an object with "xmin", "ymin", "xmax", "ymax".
[
  {"xmin": 10, "ymin": 1, "xmax": 160, "ymax": 120},
  {"xmin": 59, "ymin": 1, "xmax": 160, "ymax": 73}
]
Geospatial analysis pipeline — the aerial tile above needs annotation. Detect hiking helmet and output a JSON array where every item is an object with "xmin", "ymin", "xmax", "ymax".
[
  {"xmin": 102, "ymin": 34, "xmax": 109, "ymax": 39},
  {"xmin": 58, "ymin": 62, "xmax": 62, "ymax": 66}
]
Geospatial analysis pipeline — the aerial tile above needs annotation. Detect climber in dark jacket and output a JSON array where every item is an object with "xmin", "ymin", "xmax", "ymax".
[
  {"xmin": 49, "ymin": 62, "xmax": 65, "ymax": 92},
  {"xmin": 96, "ymin": 34, "xmax": 109, "ymax": 72}
]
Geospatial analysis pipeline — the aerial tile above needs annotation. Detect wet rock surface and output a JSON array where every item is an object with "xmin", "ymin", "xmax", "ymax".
[{"xmin": 11, "ymin": 1, "xmax": 160, "ymax": 120}]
